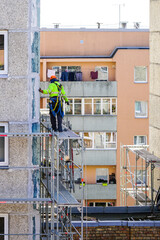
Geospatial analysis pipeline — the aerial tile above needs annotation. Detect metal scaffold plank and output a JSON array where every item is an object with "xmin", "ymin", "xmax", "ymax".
[
  {"xmin": 132, "ymin": 149, "xmax": 160, "ymax": 163},
  {"xmin": 0, "ymin": 198, "xmax": 52, "ymax": 204},
  {"xmin": 0, "ymin": 133, "xmax": 51, "ymax": 137},
  {"xmin": 54, "ymin": 130, "xmax": 82, "ymax": 139},
  {"xmin": 42, "ymin": 179, "xmax": 80, "ymax": 206}
]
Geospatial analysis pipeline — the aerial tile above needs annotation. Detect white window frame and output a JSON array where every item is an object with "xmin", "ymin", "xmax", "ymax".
[
  {"xmin": 135, "ymin": 101, "xmax": 148, "ymax": 118},
  {"xmin": 0, "ymin": 214, "xmax": 8, "ymax": 240},
  {"xmin": 0, "ymin": 123, "xmax": 8, "ymax": 166},
  {"xmin": 64, "ymin": 97, "xmax": 117, "ymax": 116},
  {"xmin": 134, "ymin": 135, "xmax": 147, "ymax": 145},
  {"xmin": 134, "ymin": 66, "xmax": 147, "ymax": 83},
  {"xmin": 96, "ymin": 168, "xmax": 109, "ymax": 183},
  {"xmin": 95, "ymin": 66, "xmax": 108, "ymax": 81},
  {"xmin": 0, "ymin": 31, "xmax": 8, "ymax": 75},
  {"xmin": 79, "ymin": 132, "xmax": 117, "ymax": 150}
]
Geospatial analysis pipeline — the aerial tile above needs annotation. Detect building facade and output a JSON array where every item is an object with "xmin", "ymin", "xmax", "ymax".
[
  {"xmin": 40, "ymin": 29, "xmax": 149, "ymax": 206},
  {"xmin": 0, "ymin": 0, "xmax": 41, "ymax": 239},
  {"xmin": 150, "ymin": 0, "xmax": 160, "ymax": 194}
]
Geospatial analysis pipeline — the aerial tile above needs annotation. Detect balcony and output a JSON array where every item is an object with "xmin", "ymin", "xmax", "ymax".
[
  {"xmin": 73, "ymin": 183, "xmax": 116, "ymax": 200},
  {"xmin": 73, "ymin": 149, "xmax": 116, "ymax": 165},
  {"xmin": 65, "ymin": 115, "xmax": 116, "ymax": 132},
  {"xmin": 40, "ymin": 81, "xmax": 117, "ymax": 98}
]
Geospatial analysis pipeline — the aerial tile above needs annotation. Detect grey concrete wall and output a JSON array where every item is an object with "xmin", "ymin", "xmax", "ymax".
[
  {"xmin": 149, "ymin": 0, "xmax": 160, "ymax": 192},
  {"xmin": 0, "ymin": 205, "xmax": 40, "ymax": 240},
  {"xmin": 65, "ymin": 115, "xmax": 117, "ymax": 131},
  {"xmin": 0, "ymin": 0, "xmax": 41, "ymax": 238},
  {"xmin": 74, "ymin": 150, "xmax": 116, "ymax": 165},
  {"xmin": 40, "ymin": 81, "xmax": 117, "ymax": 98},
  {"xmin": 73, "ymin": 184, "xmax": 116, "ymax": 200}
]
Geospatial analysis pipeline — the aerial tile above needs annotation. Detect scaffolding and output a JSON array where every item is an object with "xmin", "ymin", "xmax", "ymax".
[
  {"xmin": 0, "ymin": 123, "xmax": 84, "ymax": 240},
  {"xmin": 120, "ymin": 145, "xmax": 160, "ymax": 208}
]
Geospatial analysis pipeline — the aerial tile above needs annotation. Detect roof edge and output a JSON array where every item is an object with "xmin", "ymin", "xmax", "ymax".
[{"xmin": 40, "ymin": 46, "xmax": 149, "ymax": 59}]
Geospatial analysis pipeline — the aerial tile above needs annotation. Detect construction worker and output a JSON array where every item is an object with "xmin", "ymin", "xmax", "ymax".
[{"xmin": 39, "ymin": 75, "xmax": 69, "ymax": 132}]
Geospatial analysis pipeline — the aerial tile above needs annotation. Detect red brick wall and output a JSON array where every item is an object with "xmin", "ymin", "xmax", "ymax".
[{"xmin": 73, "ymin": 226, "xmax": 160, "ymax": 240}]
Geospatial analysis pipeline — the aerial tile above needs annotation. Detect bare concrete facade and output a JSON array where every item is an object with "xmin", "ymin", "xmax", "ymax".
[
  {"xmin": 0, "ymin": 0, "xmax": 40, "ymax": 239},
  {"xmin": 150, "ymin": 0, "xmax": 160, "ymax": 194}
]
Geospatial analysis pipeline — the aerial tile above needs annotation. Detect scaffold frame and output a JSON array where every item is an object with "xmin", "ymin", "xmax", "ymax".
[
  {"xmin": 0, "ymin": 123, "xmax": 84, "ymax": 240},
  {"xmin": 120, "ymin": 144, "xmax": 160, "ymax": 208}
]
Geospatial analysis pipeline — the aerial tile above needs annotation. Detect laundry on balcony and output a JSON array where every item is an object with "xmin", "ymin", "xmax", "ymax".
[
  {"xmin": 61, "ymin": 70, "xmax": 82, "ymax": 81},
  {"xmin": 90, "ymin": 71, "xmax": 98, "ymax": 79}
]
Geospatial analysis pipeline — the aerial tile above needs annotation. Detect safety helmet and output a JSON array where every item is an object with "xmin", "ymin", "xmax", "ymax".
[{"xmin": 50, "ymin": 75, "xmax": 57, "ymax": 80}]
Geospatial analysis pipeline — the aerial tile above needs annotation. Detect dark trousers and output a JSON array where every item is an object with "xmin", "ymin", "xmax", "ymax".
[{"xmin": 50, "ymin": 109, "xmax": 62, "ymax": 132}]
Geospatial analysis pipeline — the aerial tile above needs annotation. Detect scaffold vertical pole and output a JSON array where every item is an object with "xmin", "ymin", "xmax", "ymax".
[
  {"xmin": 136, "ymin": 154, "xmax": 138, "ymax": 205},
  {"xmin": 51, "ymin": 132, "xmax": 55, "ymax": 240},
  {"xmin": 145, "ymin": 161, "xmax": 148, "ymax": 206},
  {"xmin": 125, "ymin": 148, "xmax": 128, "ymax": 206},
  {"xmin": 57, "ymin": 135, "xmax": 60, "ymax": 240},
  {"xmin": 81, "ymin": 136, "xmax": 84, "ymax": 240},
  {"xmin": 151, "ymin": 161, "xmax": 154, "ymax": 210}
]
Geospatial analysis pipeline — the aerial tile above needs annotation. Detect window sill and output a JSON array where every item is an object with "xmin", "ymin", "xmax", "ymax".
[
  {"xmin": 0, "ymin": 74, "xmax": 8, "ymax": 79},
  {"xmin": 134, "ymin": 81, "xmax": 148, "ymax": 84},
  {"xmin": 0, "ymin": 166, "xmax": 9, "ymax": 169},
  {"xmin": 135, "ymin": 116, "xmax": 148, "ymax": 119}
]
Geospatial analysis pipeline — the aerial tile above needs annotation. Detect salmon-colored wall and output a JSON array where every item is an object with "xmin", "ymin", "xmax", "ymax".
[
  {"xmin": 84, "ymin": 165, "xmax": 116, "ymax": 184},
  {"xmin": 44, "ymin": 61, "xmax": 115, "ymax": 81},
  {"xmin": 114, "ymin": 49, "xmax": 149, "ymax": 206},
  {"xmin": 40, "ymin": 31, "xmax": 149, "ymax": 56}
]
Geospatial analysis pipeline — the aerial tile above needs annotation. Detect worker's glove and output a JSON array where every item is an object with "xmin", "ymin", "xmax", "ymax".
[
  {"xmin": 66, "ymin": 101, "xmax": 70, "ymax": 106},
  {"xmin": 39, "ymin": 88, "xmax": 43, "ymax": 93}
]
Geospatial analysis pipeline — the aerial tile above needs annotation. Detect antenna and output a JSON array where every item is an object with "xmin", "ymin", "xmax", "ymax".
[
  {"xmin": 97, "ymin": 22, "xmax": 103, "ymax": 29},
  {"xmin": 53, "ymin": 23, "xmax": 60, "ymax": 28}
]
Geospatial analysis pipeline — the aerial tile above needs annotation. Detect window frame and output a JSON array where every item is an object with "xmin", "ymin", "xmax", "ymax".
[
  {"xmin": 134, "ymin": 135, "xmax": 147, "ymax": 145},
  {"xmin": 0, "ymin": 31, "xmax": 8, "ymax": 75},
  {"xmin": 64, "ymin": 97, "xmax": 117, "ymax": 116},
  {"xmin": 96, "ymin": 168, "xmax": 109, "ymax": 183},
  {"xmin": 135, "ymin": 101, "xmax": 148, "ymax": 118},
  {"xmin": 134, "ymin": 66, "xmax": 147, "ymax": 83},
  {"xmin": 95, "ymin": 66, "xmax": 108, "ymax": 81},
  {"xmin": 0, "ymin": 123, "xmax": 8, "ymax": 166},
  {"xmin": 0, "ymin": 214, "xmax": 8, "ymax": 240},
  {"xmin": 77, "ymin": 132, "xmax": 117, "ymax": 150}
]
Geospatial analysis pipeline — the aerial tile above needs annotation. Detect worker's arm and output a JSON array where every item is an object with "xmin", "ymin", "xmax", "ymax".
[
  {"xmin": 39, "ymin": 84, "xmax": 52, "ymax": 94},
  {"xmin": 61, "ymin": 86, "xmax": 69, "ymax": 103}
]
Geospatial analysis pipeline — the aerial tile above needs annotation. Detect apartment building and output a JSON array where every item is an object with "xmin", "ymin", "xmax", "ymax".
[
  {"xmin": 40, "ymin": 29, "xmax": 149, "ymax": 206},
  {"xmin": 150, "ymin": 0, "xmax": 160, "ymax": 194},
  {"xmin": 0, "ymin": 0, "xmax": 41, "ymax": 239}
]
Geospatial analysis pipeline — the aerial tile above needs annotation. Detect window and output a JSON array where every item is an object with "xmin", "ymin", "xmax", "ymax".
[
  {"xmin": 96, "ymin": 168, "xmax": 109, "ymax": 183},
  {"xmin": 74, "ymin": 99, "xmax": 82, "ymax": 115},
  {"xmin": 0, "ymin": 31, "xmax": 8, "ymax": 74},
  {"xmin": 106, "ymin": 132, "xmax": 116, "ymax": 148},
  {"xmin": 135, "ymin": 170, "xmax": 146, "ymax": 185},
  {"xmin": 94, "ymin": 99, "xmax": 101, "ymax": 115},
  {"xmin": 51, "ymin": 66, "xmax": 81, "ymax": 80},
  {"xmin": 65, "ymin": 98, "xmax": 117, "ymax": 115},
  {"xmin": 134, "ymin": 66, "xmax": 147, "ymax": 83},
  {"xmin": 134, "ymin": 136, "xmax": 147, "ymax": 145},
  {"xmin": 77, "ymin": 132, "xmax": 117, "ymax": 149},
  {"xmin": 0, "ymin": 123, "xmax": 8, "ymax": 166},
  {"xmin": 135, "ymin": 101, "xmax": 148, "ymax": 118},
  {"xmin": 84, "ymin": 99, "xmax": 92, "ymax": 114},
  {"xmin": 95, "ymin": 66, "xmax": 108, "ymax": 81},
  {"xmin": 0, "ymin": 214, "xmax": 8, "ymax": 240}
]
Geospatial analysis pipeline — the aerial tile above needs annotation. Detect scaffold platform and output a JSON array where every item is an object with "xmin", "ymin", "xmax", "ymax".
[{"xmin": 42, "ymin": 179, "xmax": 80, "ymax": 206}]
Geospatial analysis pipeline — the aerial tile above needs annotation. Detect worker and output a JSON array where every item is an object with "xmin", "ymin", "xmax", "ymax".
[{"xmin": 39, "ymin": 75, "xmax": 69, "ymax": 132}]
